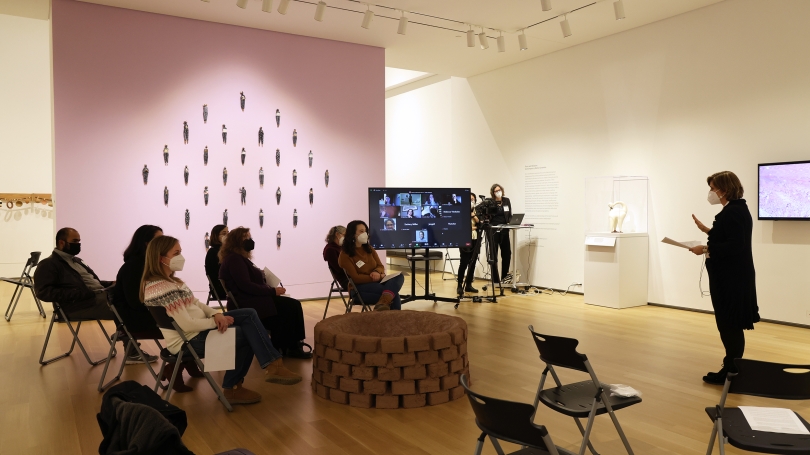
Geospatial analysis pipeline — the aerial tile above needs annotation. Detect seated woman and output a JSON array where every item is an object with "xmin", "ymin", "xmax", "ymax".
[
  {"xmin": 338, "ymin": 220, "xmax": 405, "ymax": 311},
  {"xmin": 219, "ymin": 227, "xmax": 312, "ymax": 359},
  {"xmin": 205, "ymin": 224, "xmax": 228, "ymax": 300},
  {"xmin": 142, "ymin": 235, "xmax": 301, "ymax": 405},
  {"xmin": 323, "ymin": 225, "xmax": 347, "ymax": 290}
]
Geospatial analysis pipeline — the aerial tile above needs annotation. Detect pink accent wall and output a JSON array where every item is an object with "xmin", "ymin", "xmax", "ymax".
[{"xmin": 52, "ymin": 0, "xmax": 384, "ymax": 299}]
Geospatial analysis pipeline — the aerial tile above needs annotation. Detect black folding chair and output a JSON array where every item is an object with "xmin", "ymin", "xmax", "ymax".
[
  {"xmin": 461, "ymin": 374, "xmax": 576, "ymax": 455},
  {"xmin": 528, "ymin": 326, "xmax": 640, "ymax": 455},
  {"xmin": 343, "ymin": 269, "xmax": 373, "ymax": 313},
  {"xmin": 147, "ymin": 306, "xmax": 233, "ymax": 412},
  {"xmin": 219, "ymin": 278, "xmax": 240, "ymax": 309},
  {"xmin": 98, "ymin": 294, "xmax": 165, "ymax": 392},
  {"xmin": 3, "ymin": 251, "xmax": 46, "ymax": 321},
  {"xmin": 39, "ymin": 300, "xmax": 114, "ymax": 366},
  {"xmin": 706, "ymin": 359, "xmax": 810, "ymax": 455},
  {"xmin": 323, "ymin": 268, "xmax": 350, "ymax": 319},
  {"xmin": 206, "ymin": 275, "xmax": 226, "ymax": 311}
]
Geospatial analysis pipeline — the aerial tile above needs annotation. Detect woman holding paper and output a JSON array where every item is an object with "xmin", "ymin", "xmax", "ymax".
[
  {"xmin": 141, "ymin": 235, "xmax": 301, "ymax": 405},
  {"xmin": 338, "ymin": 220, "xmax": 405, "ymax": 311},
  {"xmin": 219, "ymin": 227, "xmax": 311, "ymax": 359},
  {"xmin": 690, "ymin": 171, "xmax": 759, "ymax": 385}
]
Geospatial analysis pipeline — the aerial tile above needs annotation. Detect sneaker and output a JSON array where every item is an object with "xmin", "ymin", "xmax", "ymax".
[
  {"xmin": 223, "ymin": 383, "xmax": 262, "ymax": 404},
  {"xmin": 125, "ymin": 351, "xmax": 158, "ymax": 365},
  {"xmin": 264, "ymin": 358, "xmax": 302, "ymax": 385},
  {"xmin": 464, "ymin": 285, "xmax": 479, "ymax": 293}
]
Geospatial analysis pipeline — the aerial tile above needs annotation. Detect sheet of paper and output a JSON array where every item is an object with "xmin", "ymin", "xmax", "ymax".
[
  {"xmin": 661, "ymin": 237, "xmax": 701, "ymax": 249},
  {"xmin": 738, "ymin": 406, "xmax": 810, "ymax": 435},
  {"xmin": 203, "ymin": 327, "xmax": 235, "ymax": 372},
  {"xmin": 263, "ymin": 267, "xmax": 281, "ymax": 288},
  {"xmin": 380, "ymin": 271, "xmax": 402, "ymax": 284}
]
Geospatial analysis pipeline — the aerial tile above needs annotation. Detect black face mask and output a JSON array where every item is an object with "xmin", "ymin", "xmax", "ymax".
[
  {"xmin": 65, "ymin": 242, "xmax": 82, "ymax": 256},
  {"xmin": 243, "ymin": 238, "xmax": 255, "ymax": 252}
]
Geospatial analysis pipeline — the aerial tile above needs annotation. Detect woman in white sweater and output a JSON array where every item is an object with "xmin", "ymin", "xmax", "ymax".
[{"xmin": 141, "ymin": 235, "xmax": 300, "ymax": 405}]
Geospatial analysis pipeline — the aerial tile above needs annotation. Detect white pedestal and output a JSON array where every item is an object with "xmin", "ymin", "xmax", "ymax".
[{"xmin": 584, "ymin": 233, "xmax": 648, "ymax": 309}]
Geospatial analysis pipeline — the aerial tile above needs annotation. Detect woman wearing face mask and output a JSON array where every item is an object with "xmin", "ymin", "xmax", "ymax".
[
  {"xmin": 338, "ymin": 220, "xmax": 405, "ymax": 311},
  {"xmin": 219, "ymin": 227, "xmax": 311, "ymax": 359},
  {"xmin": 323, "ymin": 226, "xmax": 348, "ymax": 290},
  {"xmin": 457, "ymin": 194, "xmax": 482, "ymax": 296},
  {"xmin": 689, "ymin": 171, "xmax": 759, "ymax": 384},
  {"xmin": 489, "ymin": 183, "xmax": 513, "ymax": 283},
  {"xmin": 141, "ymin": 235, "xmax": 301, "ymax": 405},
  {"xmin": 205, "ymin": 225, "xmax": 229, "ymax": 300}
]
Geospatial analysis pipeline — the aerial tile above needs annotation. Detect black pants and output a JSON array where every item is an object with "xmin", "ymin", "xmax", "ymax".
[
  {"xmin": 458, "ymin": 237, "xmax": 482, "ymax": 287},
  {"xmin": 716, "ymin": 318, "xmax": 745, "ymax": 372},
  {"xmin": 260, "ymin": 295, "xmax": 306, "ymax": 350},
  {"xmin": 490, "ymin": 229, "xmax": 512, "ymax": 283}
]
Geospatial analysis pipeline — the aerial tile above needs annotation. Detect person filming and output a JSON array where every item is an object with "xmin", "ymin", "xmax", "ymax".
[
  {"xmin": 489, "ymin": 183, "xmax": 512, "ymax": 283},
  {"xmin": 689, "ymin": 171, "xmax": 759, "ymax": 385}
]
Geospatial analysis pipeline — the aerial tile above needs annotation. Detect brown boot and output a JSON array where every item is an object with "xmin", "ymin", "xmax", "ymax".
[
  {"xmin": 161, "ymin": 362, "xmax": 193, "ymax": 393},
  {"xmin": 223, "ymin": 381, "xmax": 262, "ymax": 405},
  {"xmin": 264, "ymin": 358, "xmax": 302, "ymax": 385},
  {"xmin": 374, "ymin": 291, "xmax": 393, "ymax": 311}
]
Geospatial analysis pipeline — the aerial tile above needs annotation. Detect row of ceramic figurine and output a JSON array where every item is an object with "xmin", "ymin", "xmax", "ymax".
[
  {"xmin": 159, "ymin": 145, "xmax": 310, "ymax": 167},
  {"xmin": 204, "ymin": 229, "xmax": 283, "ymax": 250},
  {"xmin": 163, "ymin": 186, "xmax": 314, "ymax": 206},
  {"xmin": 184, "ymin": 124, "xmax": 298, "ymax": 147},
  {"xmin": 145, "ymin": 164, "xmax": 326, "ymax": 187}
]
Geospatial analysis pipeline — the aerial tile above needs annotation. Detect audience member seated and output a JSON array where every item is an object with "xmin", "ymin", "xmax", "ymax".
[
  {"xmin": 34, "ymin": 227, "xmax": 115, "ymax": 321},
  {"xmin": 323, "ymin": 225, "xmax": 347, "ymax": 290},
  {"xmin": 204, "ymin": 224, "xmax": 228, "ymax": 300},
  {"xmin": 338, "ymin": 220, "xmax": 405, "ymax": 311},
  {"xmin": 141, "ymin": 235, "xmax": 301, "ymax": 405},
  {"xmin": 219, "ymin": 227, "xmax": 312, "ymax": 359}
]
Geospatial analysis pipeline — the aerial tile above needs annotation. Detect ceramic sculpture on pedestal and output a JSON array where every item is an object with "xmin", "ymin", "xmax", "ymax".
[
  {"xmin": 608, "ymin": 201, "xmax": 628, "ymax": 233},
  {"xmin": 142, "ymin": 165, "xmax": 149, "ymax": 185},
  {"xmin": 163, "ymin": 145, "xmax": 169, "ymax": 165}
]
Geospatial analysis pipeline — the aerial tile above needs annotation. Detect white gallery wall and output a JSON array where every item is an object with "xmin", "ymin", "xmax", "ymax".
[
  {"xmin": 386, "ymin": 0, "xmax": 810, "ymax": 326},
  {"xmin": 0, "ymin": 14, "xmax": 55, "ymax": 277}
]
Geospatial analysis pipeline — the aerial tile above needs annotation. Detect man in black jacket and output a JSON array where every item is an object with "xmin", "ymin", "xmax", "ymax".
[{"xmin": 34, "ymin": 227, "xmax": 115, "ymax": 320}]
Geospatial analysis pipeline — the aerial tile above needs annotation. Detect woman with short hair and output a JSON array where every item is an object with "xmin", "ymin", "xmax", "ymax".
[
  {"xmin": 323, "ymin": 226, "xmax": 347, "ymax": 290},
  {"xmin": 690, "ymin": 171, "xmax": 759, "ymax": 384}
]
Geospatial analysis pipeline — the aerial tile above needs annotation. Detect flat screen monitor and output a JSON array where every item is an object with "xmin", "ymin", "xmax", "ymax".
[
  {"xmin": 368, "ymin": 187, "xmax": 472, "ymax": 249},
  {"xmin": 759, "ymin": 160, "xmax": 810, "ymax": 220}
]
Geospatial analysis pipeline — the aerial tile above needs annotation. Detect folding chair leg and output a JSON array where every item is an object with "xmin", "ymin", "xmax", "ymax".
[
  {"xmin": 183, "ymin": 345, "xmax": 232, "ymax": 412},
  {"xmin": 154, "ymin": 360, "xmax": 167, "ymax": 393},
  {"xmin": 131, "ymin": 339, "xmax": 165, "ymax": 390},
  {"xmin": 578, "ymin": 400, "xmax": 599, "ymax": 455},
  {"xmin": 39, "ymin": 313, "xmax": 72, "ymax": 365},
  {"xmin": 605, "ymin": 406, "xmax": 635, "ymax": 455},
  {"xmin": 98, "ymin": 333, "xmax": 127, "ymax": 392},
  {"xmin": 4, "ymin": 285, "xmax": 22, "ymax": 321},
  {"xmin": 574, "ymin": 418, "xmax": 600, "ymax": 455},
  {"xmin": 473, "ymin": 432, "xmax": 486, "ymax": 455},
  {"xmin": 489, "ymin": 437, "xmax": 506, "ymax": 455},
  {"xmin": 716, "ymin": 418, "xmax": 726, "ymax": 455},
  {"xmin": 69, "ymin": 319, "xmax": 111, "ymax": 366},
  {"xmin": 706, "ymin": 423, "xmax": 717, "ymax": 455},
  {"xmin": 32, "ymin": 289, "xmax": 46, "ymax": 318},
  {"xmin": 163, "ymin": 353, "xmax": 184, "ymax": 402},
  {"xmin": 323, "ymin": 292, "xmax": 332, "ymax": 320}
]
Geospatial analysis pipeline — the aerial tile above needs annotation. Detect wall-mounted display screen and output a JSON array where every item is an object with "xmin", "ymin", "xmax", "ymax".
[
  {"xmin": 368, "ymin": 188, "xmax": 472, "ymax": 249},
  {"xmin": 759, "ymin": 160, "xmax": 810, "ymax": 220}
]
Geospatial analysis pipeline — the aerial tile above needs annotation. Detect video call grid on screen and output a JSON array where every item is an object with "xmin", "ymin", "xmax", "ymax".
[
  {"xmin": 369, "ymin": 188, "xmax": 472, "ymax": 250},
  {"xmin": 759, "ymin": 160, "xmax": 810, "ymax": 220}
]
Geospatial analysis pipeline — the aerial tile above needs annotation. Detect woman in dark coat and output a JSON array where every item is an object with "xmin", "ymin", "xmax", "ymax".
[
  {"xmin": 691, "ymin": 171, "xmax": 759, "ymax": 384},
  {"xmin": 205, "ymin": 224, "xmax": 228, "ymax": 300},
  {"xmin": 219, "ymin": 227, "xmax": 311, "ymax": 359},
  {"xmin": 322, "ymin": 225, "xmax": 347, "ymax": 290}
]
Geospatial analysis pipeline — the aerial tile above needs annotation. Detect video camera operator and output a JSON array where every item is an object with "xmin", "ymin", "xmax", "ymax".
[
  {"xmin": 457, "ymin": 193, "xmax": 481, "ymax": 295},
  {"xmin": 489, "ymin": 183, "xmax": 512, "ymax": 284}
]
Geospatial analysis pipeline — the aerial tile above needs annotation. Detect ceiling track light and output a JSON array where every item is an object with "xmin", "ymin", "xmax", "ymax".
[
  {"xmin": 614, "ymin": 0, "xmax": 626, "ymax": 20},
  {"xmin": 236, "ymin": 0, "xmax": 249, "ymax": 9},
  {"xmin": 540, "ymin": 0, "xmax": 552, "ymax": 12},
  {"xmin": 314, "ymin": 1, "xmax": 326, "ymax": 21},
  {"xmin": 397, "ymin": 11, "xmax": 408, "ymax": 35},
  {"xmin": 478, "ymin": 29, "xmax": 489, "ymax": 50},
  {"xmin": 278, "ymin": 0, "xmax": 290, "ymax": 14},
  {"xmin": 262, "ymin": 0, "xmax": 272, "ymax": 13},
  {"xmin": 560, "ymin": 14, "xmax": 572, "ymax": 38},
  {"xmin": 466, "ymin": 26, "xmax": 475, "ymax": 47},
  {"xmin": 361, "ymin": 7, "xmax": 374, "ymax": 29},
  {"xmin": 497, "ymin": 32, "xmax": 505, "ymax": 53},
  {"xmin": 518, "ymin": 30, "xmax": 528, "ymax": 51}
]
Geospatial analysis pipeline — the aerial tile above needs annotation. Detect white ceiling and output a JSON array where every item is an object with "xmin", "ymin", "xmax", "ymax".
[{"xmin": 5, "ymin": 0, "xmax": 725, "ymax": 77}]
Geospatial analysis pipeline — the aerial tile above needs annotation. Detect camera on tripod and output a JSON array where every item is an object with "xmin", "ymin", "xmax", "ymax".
[{"xmin": 474, "ymin": 197, "xmax": 499, "ymax": 222}]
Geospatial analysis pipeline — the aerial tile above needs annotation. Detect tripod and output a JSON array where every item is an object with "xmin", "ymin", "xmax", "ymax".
[{"xmin": 478, "ymin": 222, "xmax": 500, "ymax": 304}]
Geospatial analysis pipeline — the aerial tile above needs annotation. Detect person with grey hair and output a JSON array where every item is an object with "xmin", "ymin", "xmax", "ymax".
[{"xmin": 323, "ymin": 225, "xmax": 347, "ymax": 289}]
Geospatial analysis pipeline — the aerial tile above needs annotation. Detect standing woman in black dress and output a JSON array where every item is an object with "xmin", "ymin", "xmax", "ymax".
[
  {"xmin": 489, "ymin": 183, "xmax": 512, "ymax": 283},
  {"xmin": 690, "ymin": 171, "xmax": 759, "ymax": 384}
]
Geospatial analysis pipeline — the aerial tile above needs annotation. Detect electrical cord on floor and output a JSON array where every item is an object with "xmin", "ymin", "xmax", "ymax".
[
  {"xmin": 518, "ymin": 283, "xmax": 579, "ymax": 297},
  {"xmin": 699, "ymin": 255, "xmax": 710, "ymax": 297}
]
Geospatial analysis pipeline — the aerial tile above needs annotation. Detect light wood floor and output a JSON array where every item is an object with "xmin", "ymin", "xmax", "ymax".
[{"xmin": 2, "ymin": 274, "xmax": 809, "ymax": 455}]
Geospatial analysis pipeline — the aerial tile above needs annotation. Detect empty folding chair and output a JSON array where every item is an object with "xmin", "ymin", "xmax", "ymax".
[
  {"xmin": 3, "ymin": 251, "xmax": 46, "ymax": 321},
  {"xmin": 461, "ymin": 374, "xmax": 577, "ymax": 455},
  {"xmin": 39, "ymin": 300, "xmax": 114, "ymax": 366},
  {"xmin": 147, "ymin": 305, "xmax": 233, "ymax": 412},
  {"xmin": 706, "ymin": 358, "xmax": 810, "ymax": 455},
  {"xmin": 205, "ymin": 275, "xmax": 226, "ymax": 311},
  {"xmin": 323, "ymin": 268, "xmax": 350, "ymax": 319},
  {"xmin": 528, "ymin": 325, "xmax": 640, "ymax": 455},
  {"xmin": 219, "ymin": 278, "xmax": 240, "ymax": 309},
  {"xmin": 343, "ymin": 269, "xmax": 373, "ymax": 313}
]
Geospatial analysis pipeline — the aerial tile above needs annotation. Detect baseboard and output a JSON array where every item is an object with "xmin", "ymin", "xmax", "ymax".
[{"xmin": 647, "ymin": 302, "xmax": 810, "ymax": 330}]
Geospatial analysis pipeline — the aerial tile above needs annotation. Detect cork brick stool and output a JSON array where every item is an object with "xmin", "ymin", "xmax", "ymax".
[{"xmin": 311, "ymin": 310, "xmax": 470, "ymax": 409}]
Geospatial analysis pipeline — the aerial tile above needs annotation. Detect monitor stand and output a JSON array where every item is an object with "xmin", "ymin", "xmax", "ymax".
[{"xmin": 400, "ymin": 248, "xmax": 460, "ymax": 305}]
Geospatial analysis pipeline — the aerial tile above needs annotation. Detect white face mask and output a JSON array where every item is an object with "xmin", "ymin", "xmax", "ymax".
[
  {"xmin": 707, "ymin": 190, "xmax": 722, "ymax": 205},
  {"xmin": 494, "ymin": 191, "xmax": 503, "ymax": 198},
  {"xmin": 471, "ymin": 202, "xmax": 476, "ymax": 209},
  {"xmin": 163, "ymin": 254, "xmax": 185, "ymax": 272},
  {"xmin": 337, "ymin": 236, "xmax": 344, "ymax": 246},
  {"xmin": 357, "ymin": 232, "xmax": 369, "ymax": 244}
]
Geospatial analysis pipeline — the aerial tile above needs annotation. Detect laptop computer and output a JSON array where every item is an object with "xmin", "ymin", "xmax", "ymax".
[{"xmin": 507, "ymin": 213, "xmax": 525, "ymax": 225}]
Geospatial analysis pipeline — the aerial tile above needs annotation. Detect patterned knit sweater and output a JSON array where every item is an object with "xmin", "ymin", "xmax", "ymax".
[{"xmin": 143, "ymin": 279, "xmax": 218, "ymax": 354}]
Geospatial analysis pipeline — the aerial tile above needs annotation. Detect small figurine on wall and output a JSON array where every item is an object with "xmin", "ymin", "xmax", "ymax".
[
  {"xmin": 258, "ymin": 127, "xmax": 264, "ymax": 146},
  {"xmin": 309, "ymin": 188, "xmax": 313, "ymax": 205},
  {"xmin": 223, "ymin": 167, "xmax": 228, "ymax": 185},
  {"xmin": 241, "ymin": 148, "xmax": 246, "ymax": 165},
  {"xmin": 204, "ymin": 186, "xmax": 209, "ymax": 206},
  {"xmin": 308, "ymin": 151, "xmax": 313, "ymax": 168},
  {"xmin": 277, "ymin": 230, "xmax": 281, "ymax": 248},
  {"xmin": 276, "ymin": 149, "xmax": 280, "ymax": 166},
  {"xmin": 223, "ymin": 208, "xmax": 229, "ymax": 226},
  {"xmin": 293, "ymin": 209, "xmax": 298, "ymax": 227},
  {"xmin": 259, "ymin": 209, "xmax": 264, "ymax": 227},
  {"xmin": 292, "ymin": 169, "xmax": 297, "ymax": 186},
  {"xmin": 163, "ymin": 145, "xmax": 169, "ymax": 165},
  {"xmin": 205, "ymin": 232, "xmax": 210, "ymax": 249},
  {"xmin": 142, "ymin": 165, "xmax": 149, "ymax": 185},
  {"xmin": 183, "ymin": 121, "xmax": 189, "ymax": 144},
  {"xmin": 222, "ymin": 125, "xmax": 227, "ymax": 144},
  {"xmin": 240, "ymin": 187, "xmax": 247, "ymax": 205},
  {"xmin": 259, "ymin": 167, "xmax": 264, "ymax": 187},
  {"xmin": 164, "ymin": 186, "xmax": 169, "ymax": 206},
  {"xmin": 276, "ymin": 109, "xmax": 280, "ymax": 127},
  {"xmin": 203, "ymin": 104, "xmax": 208, "ymax": 123},
  {"xmin": 240, "ymin": 91, "xmax": 245, "ymax": 111},
  {"xmin": 184, "ymin": 166, "xmax": 189, "ymax": 185},
  {"xmin": 185, "ymin": 209, "xmax": 190, "ymax": 229},
  {"xmin": 276, "ymin": 187, "xmax": 281, "ymax": 205},
  {"xmin": 292, "ymin": 129, "xmax": 297, "ymax": 147},
  {"xmin": 325, "ymin": 170, "xmax": 329, "ymax": 187},
  {"xmin": 608, "ymin": 201, "xmax": 628, "ymax": 233},
  {"xmin": 203, "ymin": 146, "xmax": 209, "ymax": 165}
]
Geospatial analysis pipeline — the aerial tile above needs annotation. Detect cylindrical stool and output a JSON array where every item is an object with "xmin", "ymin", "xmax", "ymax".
[{"xmin": 311, "ymin": 310, "xmax": 470, "ymax": 409}]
